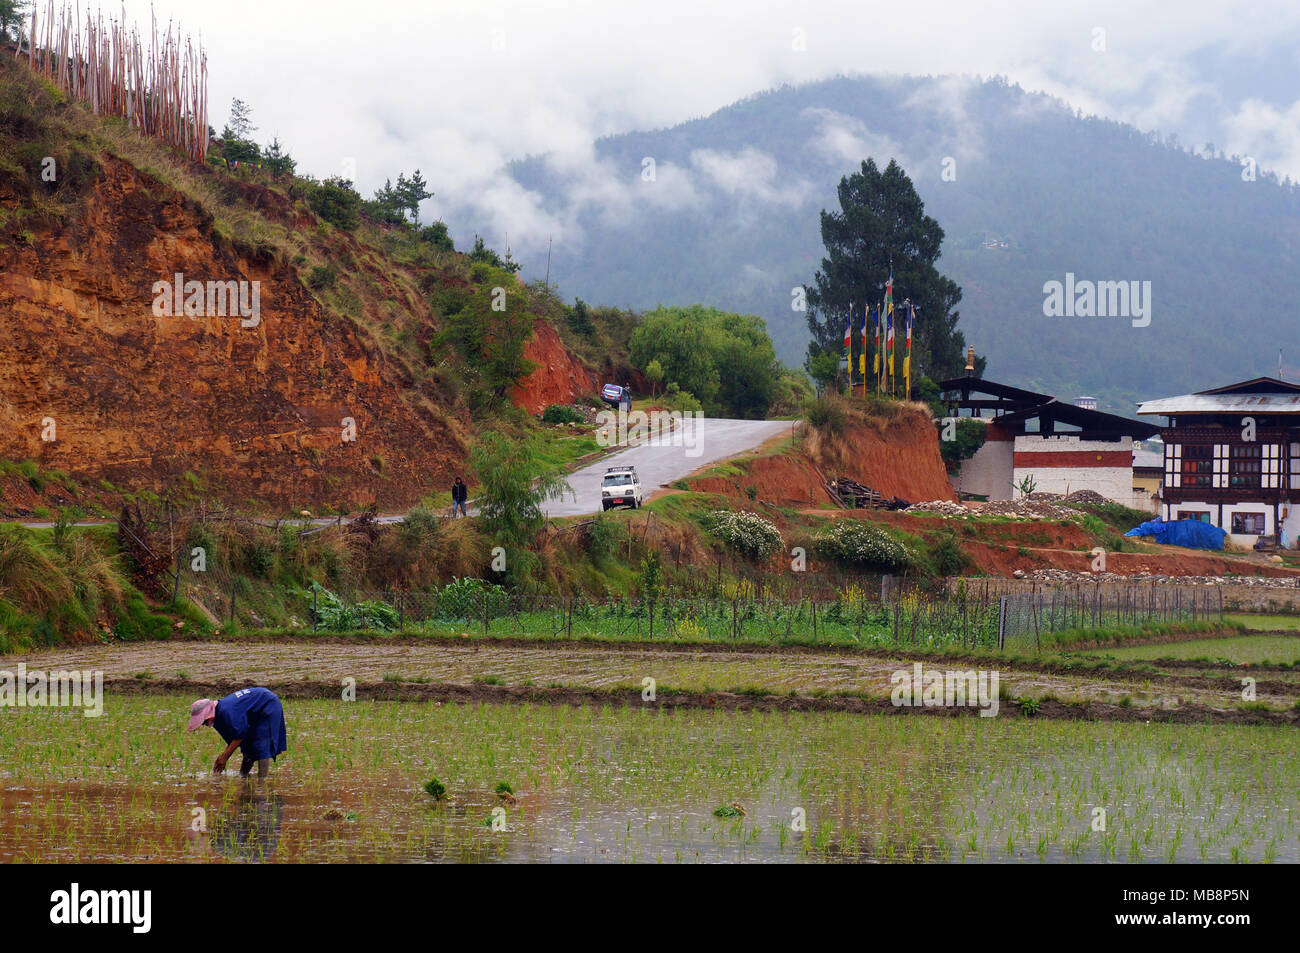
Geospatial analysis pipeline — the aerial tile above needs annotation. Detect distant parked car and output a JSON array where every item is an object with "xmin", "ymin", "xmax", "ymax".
[
  {"xmin": 601, "ymin": 383, "xmax": 631, "ymax": 410},
  {"xmin": 601, "ymin": 466, "xmax": 644, "ymax": 510}
]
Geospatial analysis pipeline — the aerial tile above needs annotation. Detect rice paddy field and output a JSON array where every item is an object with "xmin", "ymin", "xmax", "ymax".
[
  {"xmin": 1223, "ymin": 614, "xmax": 1300, "ymax": 632},
  {"xmin": 1075, "ymin": 634, "xmax": 1300, "ymax": 666},
  {"xmin": 2, "ymin": 696, "xmax": 1299, "ymax": 864},
  {"xmin": 5, "ymin": 616, "xmax": 1300, "ymax": 865}
]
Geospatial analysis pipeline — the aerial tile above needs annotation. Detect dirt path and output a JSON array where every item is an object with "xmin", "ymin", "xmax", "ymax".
[{"xmin": 11, "ymin": 639, "xmax": 1296, "ymax": 713}]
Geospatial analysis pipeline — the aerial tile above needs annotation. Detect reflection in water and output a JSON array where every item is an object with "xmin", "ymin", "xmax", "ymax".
[{"xmin": 208, "ymin": 787, "xmax": 285, "ymax": 863}]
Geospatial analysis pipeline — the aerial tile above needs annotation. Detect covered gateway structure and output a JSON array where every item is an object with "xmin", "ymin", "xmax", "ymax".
[
  {"xmin": 1137, "ymin": 377, "xmax": 1300, "ymax": 548},
  {"xmin": 940, "ymin": 376, "xmax": 1158, "ymax": 504}
]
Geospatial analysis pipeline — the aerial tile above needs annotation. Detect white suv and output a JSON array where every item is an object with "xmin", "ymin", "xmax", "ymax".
[{"xmin": 601, "ymin": 466, "xmax": 644, "ymax": 510}]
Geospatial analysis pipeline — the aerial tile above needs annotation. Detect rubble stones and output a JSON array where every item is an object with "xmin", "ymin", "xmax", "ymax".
[{"xmin": 906, "ymin": 498, "xmax": 1080, "ymax": 521}]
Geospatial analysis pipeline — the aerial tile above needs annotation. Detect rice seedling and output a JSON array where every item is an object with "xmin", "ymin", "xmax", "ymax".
[{"xmin": 423, "ymin": 778, "xmax": 447, "ymax": 800}]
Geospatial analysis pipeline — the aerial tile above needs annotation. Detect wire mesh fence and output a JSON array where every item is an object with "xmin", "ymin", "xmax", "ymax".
[
  {"xmin": 283, "ymin": 576, "xmax": 1228, "ymax": 654},
  {"xmin": 286, "ymin": 577, "xmax": 1002, "ymax": 651},
  {"xmin": 995, "ymin": 582, "xmax": 1224, "ymax": 652}
]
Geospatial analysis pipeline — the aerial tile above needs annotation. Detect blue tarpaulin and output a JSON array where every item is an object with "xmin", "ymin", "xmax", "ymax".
[{"xmin": 1123, "ymin": 519, "xmax": 1226, "ymax": 550}]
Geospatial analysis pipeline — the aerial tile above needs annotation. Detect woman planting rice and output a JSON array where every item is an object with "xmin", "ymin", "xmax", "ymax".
[{"xmin": 187, "ymin": 687, "xmax": 288, "ymax": 778}]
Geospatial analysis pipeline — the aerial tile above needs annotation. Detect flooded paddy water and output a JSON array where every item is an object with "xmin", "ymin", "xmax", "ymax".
[{"xmin": 2, "ymin": 696, "xmax": 1297, "ymax": 863}]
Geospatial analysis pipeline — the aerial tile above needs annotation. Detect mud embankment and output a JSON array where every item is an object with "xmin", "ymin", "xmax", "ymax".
[{"xmin": 106, "ymin": 675, "xmax": 1299, "ymax": 726}]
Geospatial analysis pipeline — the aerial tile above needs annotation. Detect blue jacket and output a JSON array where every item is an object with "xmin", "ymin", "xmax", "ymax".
[{"xmin": 213, "ymin": 687, "xmax": 288, "ymax": 762}]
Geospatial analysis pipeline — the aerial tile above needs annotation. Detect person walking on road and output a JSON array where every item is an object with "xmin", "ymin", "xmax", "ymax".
[
  {"xmin": 188, "ymin": 687, "xmax": 288, "ymax": 779},
  {"xmin": 451, "ymin": 476, "xmax": 468, "ymax": 517}
]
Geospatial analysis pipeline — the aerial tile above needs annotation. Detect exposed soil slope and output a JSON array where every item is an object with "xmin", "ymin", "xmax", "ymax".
[
  {"xmin": 809, "ymin": 405, "xmax": 957, "ymax": 503},
  {"xmin": 693, "ymin": 404, "xmax": 956, "ymax": 507},
  {"xmin": 510, "ymin": 319, "xmax": 598, "ymax": 414},
  {"xmin": 0, "ymin": 57, "xmax": 599, "ymax": 510},
  {"xmin": 0, "ymin": 156, "xmax": 464, "ymax": 509}
]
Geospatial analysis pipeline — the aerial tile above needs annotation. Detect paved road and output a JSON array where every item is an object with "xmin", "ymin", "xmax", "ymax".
[
  {"xmin": 10, "ymin": 418, "xmax": 793, "ymax": 528},
  {"xmin": 542, "ymin": 417, "xmax": 794, "ymax": 518}
]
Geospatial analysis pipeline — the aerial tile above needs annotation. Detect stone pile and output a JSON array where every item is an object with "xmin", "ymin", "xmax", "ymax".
[
  {"xmin": 904, "ymin": 500, "xmax": 973, "ymax": 517},
  {"xmin": 906, "ymin": 498, "xmax": 1081, "ymax": 521},
  {"xmin": 978, "ymin": 498, "xmax": 1079, "ymax": 521},
  {"xmin": 1009, "ymin": 568, "xmax": 1300, "ymax": 588}
]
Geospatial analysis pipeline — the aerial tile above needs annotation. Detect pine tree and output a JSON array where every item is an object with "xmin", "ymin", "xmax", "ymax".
[
  {"xmin": 0, "ymin": 0, "xmax": 30, "ymax": 44},
  {"xmin": 262, "ymin": 138, "xmax": 296, "ymax": 179},
  {"xmin": 804, "ymin": 158, "xmax": 976, "ymax": 387},
  {"xmin": 395, "ymin": 170, "xmax": 432, "ymax": 224},
  {"xmin": 224, "ymin": 98, "xmax": 256, "ymax": 140}
]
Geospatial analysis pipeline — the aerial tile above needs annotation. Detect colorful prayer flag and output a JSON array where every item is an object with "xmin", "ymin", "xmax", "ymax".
[
  {"xmin": 859, "ymin": 302, "xmax": 867, "ymax": 376},
  {"xmin": 904, "ymin": 301, "xmax": 914, "ymax": 399},
  {"xmin": 872, "ymin": 304, "xmax": 880, "ymax": 379}
]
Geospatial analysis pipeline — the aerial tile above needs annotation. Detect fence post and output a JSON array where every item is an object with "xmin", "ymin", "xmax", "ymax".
[
  {"xmin": 168, "ymin": 534, "xmax": 184, "ymax": 607},
  {"xmin": 997, "ymin": 595, "xmax": 1007, "ymax": 652},
  {"xmin": 313, "ymin": 586, "xmax": 318, "ymax": 631},
  {"xmin": 1031, "ymin": 584, "xmax": 1041, "ymax": 653}
]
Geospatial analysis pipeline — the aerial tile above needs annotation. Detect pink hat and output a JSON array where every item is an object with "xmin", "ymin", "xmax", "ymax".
[{"xmin": 187, "ymin": 698, "xmax": 217, "ymax": 731}]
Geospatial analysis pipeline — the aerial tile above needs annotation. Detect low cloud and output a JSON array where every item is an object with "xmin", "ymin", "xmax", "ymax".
[
  {"xmin": 1222, "ymin": 98, "xmax": 1300, "ymax": 180},
  {"xmin": 689, "ymin": 147, "xmax": 811, "ymax": 206},
  {"xmin": 801, "ymin": 107, "xmax": 906, "ymax": 168}
]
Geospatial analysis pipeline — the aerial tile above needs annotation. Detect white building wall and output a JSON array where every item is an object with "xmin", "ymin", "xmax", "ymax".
[
  {"xmin": 1131, "ymin": 487, "xmax": 1160, "ymax": 513},
  {"xmin": 1011, "ymin": 435, "xmax": 1135, "ymax": 504},
  {"xmin": 1281, "ymin": 505, "xmax": 1300, "ymax": 550},
  {"xmin": 1013, "ymin": 464, "xmax": 1132, "ymax": 501},
  {"xmin": 952, "ymin": 433, "xmax": 1014, "ymax": 500}
]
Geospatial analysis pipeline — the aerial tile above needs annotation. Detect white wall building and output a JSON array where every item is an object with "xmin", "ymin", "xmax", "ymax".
[{"xmin": 941, "ymin": 376, "xmax": 1157, "ymax": 505}]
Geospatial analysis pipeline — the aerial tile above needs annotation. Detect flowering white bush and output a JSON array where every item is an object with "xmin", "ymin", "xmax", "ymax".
[
  {"xmin": 702, "ymin": 509, "xmax": 784, "ymax": 560},
  {"xmin": 816, "ymin": 521, "xmax": 914, "ymax": 571}
]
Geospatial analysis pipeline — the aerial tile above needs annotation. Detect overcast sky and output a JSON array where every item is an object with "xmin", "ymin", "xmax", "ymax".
[{"xmin": 105, "ymin": 0, "xmax": 1300, "ymax": 256}]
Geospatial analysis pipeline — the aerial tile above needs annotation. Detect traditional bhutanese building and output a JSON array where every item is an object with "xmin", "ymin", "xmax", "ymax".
[
  {"xmin": 1137, "ymin": 377, "xmax": 1300, "ymax": 547},
  {"xmin": 940, "ymin": 376, "xmax": 1158, "ymax": 505}
]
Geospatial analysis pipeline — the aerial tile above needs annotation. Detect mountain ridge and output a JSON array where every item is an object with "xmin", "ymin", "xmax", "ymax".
[{"xmin": 503, "ymin": 73, "xmax": 1300, "ymax": 412}]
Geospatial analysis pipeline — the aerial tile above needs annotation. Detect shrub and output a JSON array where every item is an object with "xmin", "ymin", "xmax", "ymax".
[
  {"xmin": 816, "ymin": 521, "xmax": 915, "ymax": 572},
  {"xmin": 311, "ymin": 585, "xmax": 398, "ymax": 631},
  {"xmin": 702, "ymin": 509, "xmax": 783, "ymax": 560},
  {"xmin": 420, "ymin": 222, "xmax": 454, "ymax": 252},
  {"xmin": 398, "ymin": 506, "xmax": 441, "ymax": 547},
  {"xmin": 307, "ymin": 265, "xmax": 337, "ymax": 290},
  {"xmin": 541, "ymin": 404, "xmax": 584, "ymax": 425},
  {"xmin": 937, "ymin": 417, "xmax": 987, "ymax": 471},
  {"xmin": 803, "ymin": 394, "xmax": 847, "ymax": 435},
  {"xmin": 242, "ymin": 541, "xmax": 276, "ymax": 579},
  {"xmin": 929, "ymin": 531, "xmax": 971, "ymax": 576},
  {"xmin": 436, "ymin": 576, "xmax": 508, "ymax": 620},
  {"xmin": 659, "ymin": 385, "xmax": 703, "ymax": 414},
  {"xmin": 585, "ymin": 512, "xmax": 627, "ymax": 558},
  {"xmin": 306, "ymin": 176, "xmax": 361, "ymax": 231}
]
